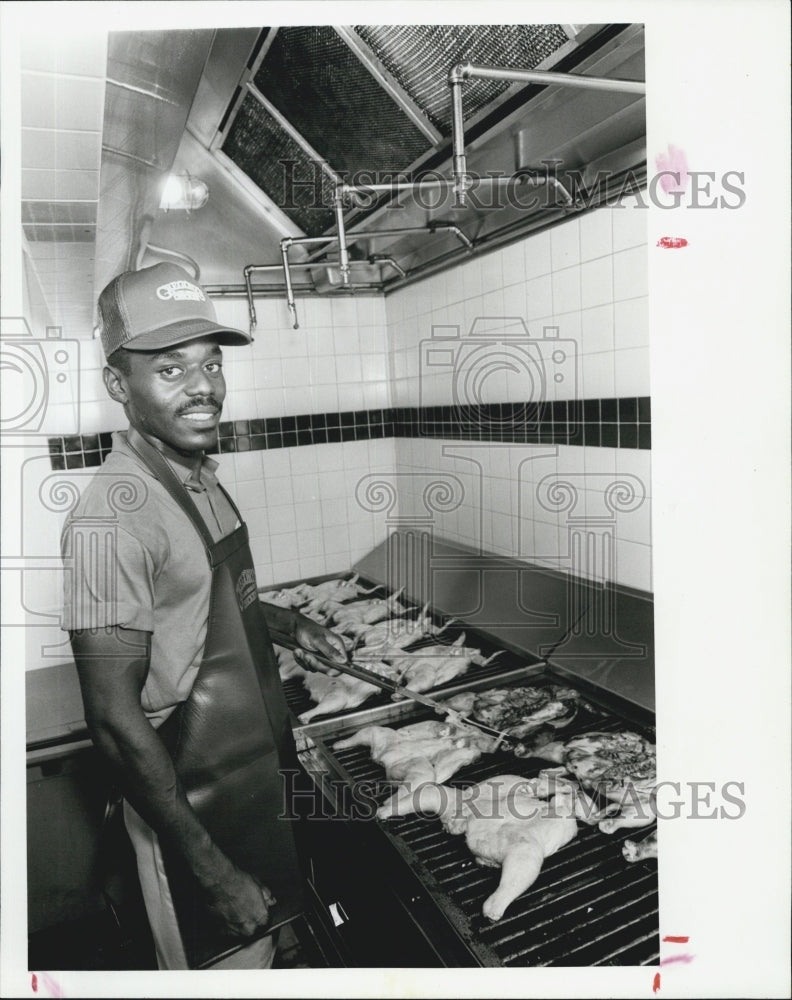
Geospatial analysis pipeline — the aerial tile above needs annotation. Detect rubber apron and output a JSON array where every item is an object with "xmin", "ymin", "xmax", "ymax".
[{"xmin": 128, "ymin": 436, "xmax": 304, "ymax": 969}]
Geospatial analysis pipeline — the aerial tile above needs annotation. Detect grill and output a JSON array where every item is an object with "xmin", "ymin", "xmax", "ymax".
[
  {"xmin": 299, "ymin": 674, "xmax": 658, "ymax": 967},
  {"xmin": 270, "ymin": 570, "xmax": 658, "ymax": 967}
]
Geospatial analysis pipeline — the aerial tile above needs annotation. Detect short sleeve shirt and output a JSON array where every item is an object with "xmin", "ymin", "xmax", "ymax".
[{"xmin": 61, "ymin": 427, "xmax": 240, "ymax": 728}]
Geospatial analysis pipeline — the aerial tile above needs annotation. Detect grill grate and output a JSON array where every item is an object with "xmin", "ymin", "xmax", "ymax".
[{"xmin": 316, "ymin": 691, "xmax": 658, "ymax": 967}]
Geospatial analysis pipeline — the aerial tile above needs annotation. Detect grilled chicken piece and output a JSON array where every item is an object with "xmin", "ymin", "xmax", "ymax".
[
  {"xmin": 388, "ymin": 638, "xmax": 503, "ymax": 696},
  {"xmin": 518, "ymin": 729, "xmax": 657, "ymax": 834},
  {"xmin": 297, "ymin": 661, "xmax": 398, "ymax": 723},
  {"xmin": 334, "ymin": 720, "xmax": 496, "ymax": 818},
  {"xmin": 421, "ymin": 773, "xmax": 580, "ymax": 921},
  {"xmin": 443, "ymin": 684, "xmax": 591, "ymax": 739},
  {"xmin": 623, "ymin": 826, "xmax": 658, "ymax": 862}
]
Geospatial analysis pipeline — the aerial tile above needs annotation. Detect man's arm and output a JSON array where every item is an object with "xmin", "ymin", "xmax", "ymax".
[{"xmin": 70, "ymin": 624, "xmax": 275, "ymax": 939}]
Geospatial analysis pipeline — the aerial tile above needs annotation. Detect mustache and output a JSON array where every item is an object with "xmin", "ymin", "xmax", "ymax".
[{"xmin": 175, "ymin": 397, "xmax": 222, "ymax": 416}]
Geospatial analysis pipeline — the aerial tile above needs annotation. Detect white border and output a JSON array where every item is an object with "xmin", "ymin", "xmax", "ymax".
[{"xmin": 2, "ymin": 3, "xmax": 790, "ymax": 998}]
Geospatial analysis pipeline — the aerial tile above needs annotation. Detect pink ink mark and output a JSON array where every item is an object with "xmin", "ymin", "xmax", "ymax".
[
  {"xmin": 657, "ymin": 236, "xmax": 688, "ymax": 249},
  {"xmin": 660, "ymin": 953, "xmax": 696, "ymax": 966},
  {"xmin": 654, "ymin": 145, "xmax": 689, "ymax": 194},
  {"xmin": 31, "ymin": 973, "xmax": 63, "ymax": 998},
  {"xmin": 652, "ymin": 971, "xmax": 661, "ymax": 993}
]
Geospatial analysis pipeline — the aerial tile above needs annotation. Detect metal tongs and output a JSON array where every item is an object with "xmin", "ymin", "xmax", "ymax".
[{"xmin": 271, "ymin": 630, "xmax": 515, "ymax": 750}]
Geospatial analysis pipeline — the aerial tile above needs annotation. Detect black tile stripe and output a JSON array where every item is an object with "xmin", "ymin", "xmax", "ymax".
[{"xmin": 46, "ymin": 397, "xmax": 651, "ymax": 468}]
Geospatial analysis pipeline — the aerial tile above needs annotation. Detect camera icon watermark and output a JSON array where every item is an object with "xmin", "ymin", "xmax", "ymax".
[
  {"xmin": 0, "ymin": 316, "xmax": 80, "ymax": 441},
  {"xmin": 418, "ymin": 317, "xmax": 578, "ymax": 435}
]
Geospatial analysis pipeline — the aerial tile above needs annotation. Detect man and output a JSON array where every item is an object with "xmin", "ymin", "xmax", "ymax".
[{"xmin": 61, "ymin": 262, "xmax": 347, "ymax": 970}]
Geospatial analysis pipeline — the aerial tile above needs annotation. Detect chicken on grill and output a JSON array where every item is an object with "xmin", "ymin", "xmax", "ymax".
[
  {"xmin": 297, "ymin": 661, "xmax": 400, "ymax": 723},
  {"xmin": 329, "ymin": 591, "xmax": 410, "ymax": 632},
  {"xmin": 518, "ymin": 729, "xmax": 657, "ymax": 834},
  {"xmin": 260, "ymin": 574, "xmax": 380, "ymax": 611},
  {"xmin": 388, "ymin": 637, "xmax": 503, "ymax": 696},
  {"xmin": 275, "ymin": 645, "xmax": 307, "ymax": 681},
  {"xmin": 257, "ymin": 585, "xmax": 307, "ymax": 609},
  {"xmin": 353, "ymin": 608, "xmax": 450, "ymax": 656},
  {"xmin": 334, "ymin": 720, "xmax": 496, "ymax": 819},
  {"xmin": 299, "ymin": 574, "xmax": 380, "ymax": 603},
  {"xmin": 420, "ymin": 773, "xmax": 582, "ymax": 921},
  {"xmin": 444, "ymin": 684, "xmax": 596, "ymax": 739},
  {"xmin": 623, "ymin": 826, "xmax": 658, "ymax": 862}
]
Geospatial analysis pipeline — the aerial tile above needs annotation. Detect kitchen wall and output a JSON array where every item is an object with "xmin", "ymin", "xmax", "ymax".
[
  {"xmin": 385, "ymin": 195, "xmax": 652, "ymax": 592},
  {"xmin": 24, "ymin": 196, "xmax": 651, "ymax": 674}
]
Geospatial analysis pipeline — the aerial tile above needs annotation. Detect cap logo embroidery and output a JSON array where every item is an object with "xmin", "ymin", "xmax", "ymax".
[{"xmin": 156, "ymin": 280, "xmax": 206, "ymax": 303}]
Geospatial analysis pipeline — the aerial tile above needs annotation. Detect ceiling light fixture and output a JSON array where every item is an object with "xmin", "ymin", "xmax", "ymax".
[{"xmin": 160, "ymin": 172, "xmax": 209, "ymax": 212}]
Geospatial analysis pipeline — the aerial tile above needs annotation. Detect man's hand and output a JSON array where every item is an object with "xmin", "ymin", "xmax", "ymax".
[
  {"xmin": 203, "ymin": 861, "xmax": 277, "ymax": 939},
  {"xmin": 294, "ymin": 618, "xmax": 349, "ymax": 674}
]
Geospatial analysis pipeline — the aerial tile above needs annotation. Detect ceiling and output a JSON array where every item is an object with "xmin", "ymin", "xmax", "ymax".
[{"xmin": 18, "ymin": 22, "xmax": 646, "ymax": 339}]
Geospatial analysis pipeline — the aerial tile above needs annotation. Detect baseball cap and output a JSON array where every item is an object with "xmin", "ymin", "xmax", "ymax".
[{"xmin": 98, "ymin": 262, "xmax": 252, "ymax": 358}]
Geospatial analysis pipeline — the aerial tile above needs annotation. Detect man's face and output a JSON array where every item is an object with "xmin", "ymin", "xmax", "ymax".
[{"xmin": 106, "ymin": 337, "xmax": 226, "ymax": 455}]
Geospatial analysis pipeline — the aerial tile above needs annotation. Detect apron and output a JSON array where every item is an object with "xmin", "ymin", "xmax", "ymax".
[{"xmin": 126, "ymin": 436, "xmax": 305, "ymax": 969}]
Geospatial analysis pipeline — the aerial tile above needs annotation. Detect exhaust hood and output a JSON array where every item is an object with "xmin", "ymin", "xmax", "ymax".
[{"xmin": 96, "ymin": 21, "xmax": 646, "ymax": 323}]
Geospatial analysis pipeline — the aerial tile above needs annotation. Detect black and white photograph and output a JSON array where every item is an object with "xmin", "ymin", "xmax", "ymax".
[{"xmin": 1, "ymin": 3, "xmax": 789, "ymax": 998}]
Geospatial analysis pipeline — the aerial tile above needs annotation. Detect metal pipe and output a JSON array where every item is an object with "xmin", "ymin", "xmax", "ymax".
[
  {"xmin": 295, "ymin": 223, "xmax": 473, "ymax": 268},
  {"xmin": 245, "ymin": 262, "xmax": 325, "ymax": 331},
  {"xmin": 368, "ymin": 255, "xmax": 407, "ymax": 280},
  {"xmin": 245, "ymin": 260, "xmax": 392, "ymax": 330},
  {"xmin": 145, "ymin": 243, "xmax": 201, "ymax": 280},
  {"xmin": 454, "ymin": 61, "xmax": 646, "ymax": 95},
  {"xmin": 339, "ymin": 178, "xmax": 453, "ymax": 202},
  {"xmin": 333, "ymin": 189, "xmax": 351, "ymax": 287},
  {"xmin": 450, "ymin": 73, "xmax": 468, "ymax": 208},
  {"xmin": 447, "ymin": 59, "xmax": 644, "ymax": 213},
  {"xmin": 280, "ymin": 241, "xmax": 298, "ymax": 329}
]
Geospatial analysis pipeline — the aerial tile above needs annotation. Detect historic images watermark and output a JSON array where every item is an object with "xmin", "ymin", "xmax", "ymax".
[
  {"xmin": 0, "ymin": 318, "xmax": 80, "ymax": 441},
  {"xmin": 278, "ymin": 769, "xmax": 747, "ymax": 823},
  {"xmin": 276, "ymin": 159, "xmax": 747, "ymax": 214}
]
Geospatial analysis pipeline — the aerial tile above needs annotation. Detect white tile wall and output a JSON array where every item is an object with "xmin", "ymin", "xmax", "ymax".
[
  {"xmin": 25, "ymin": 202, "xmax": 652, "ymax": 673},
  {"xmin": 384, "ymin": 199, "xmax": 652, "ymax": 592}
]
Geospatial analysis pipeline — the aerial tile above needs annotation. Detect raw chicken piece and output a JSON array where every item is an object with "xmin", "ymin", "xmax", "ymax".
[
  {"xmin": 297, "ymin": 661, "xmax": 399, "ymax": 723},
  {"xmin": 623, "ymin": 827, "xmax": 658, "ymax": 862},
  {"xmin": 260, "ymin": 575, "xmax": 380, "ymax": 612},
  {"xmin": 443, "ymin": 684, "xmax": 592, "ymax": 739},
  {"xmin": 297, "ymin": 599, "xmax": 343, "ymax": 625},
  {"xmin": 258, "ymin": 585, "xmax": 307, "ymax": 609},
  {"xmin": 299, "ymin": 574, "xmax": 380, "ymax": 604},
  {"xmin": 388, "ymin": 638, "xmax": 503, "ymax": 695},
  {"xmin": 334, "ymin": 720, "xmax": 496, "ymax": 818},
  {"xmin": 353, "ymin": 608, "xmax": 449, "ymax": 654},
  {"xmin": 518, "ymin": 729, "xmax": 657, "ymax": 834},
  {"xmin": 330, "ymin": 591, "xmax": 409, "ymax": 631},
  {"xmin": 421, "ymin": 773, "xmax": 580, "ymax": 921},
  {"xmin": 275, "ymin": 645, "xmax": 307, "ymax": 681}
]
